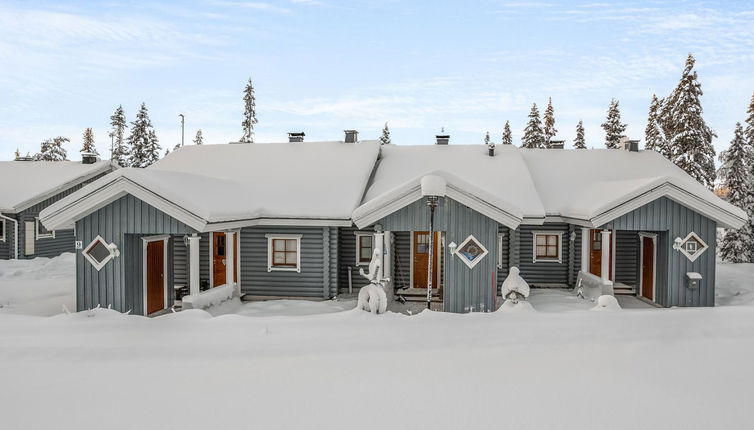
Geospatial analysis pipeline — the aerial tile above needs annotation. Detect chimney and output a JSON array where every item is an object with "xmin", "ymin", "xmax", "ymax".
[
  {"xmin": 344, "ymin": 130, "xmax": 359, "ymax": 143},
  {"xmin": 435, "ymin": 134, "xmax": 450, "ymax": 145},
  {"xmin": 287, "ymin": 132, "xmax": 305, "ymax": 143},
  {"xmin": 549, "ymin": 139, "xmax": 565, "ymax": 149},
  {"xmin": 628, "ymin": 139, "xmax": 640, "ymax": 152},
  {"xmin": 81, "ymin": 152, "xmax": 99, "ymax": 164}
]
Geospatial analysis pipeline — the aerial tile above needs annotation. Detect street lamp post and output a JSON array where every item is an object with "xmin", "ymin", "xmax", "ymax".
[
  {"xmin": 426, "ymin": 195, "xmax": 439, "ymax": 309},
  {"xmin": 179, "ymin": 114, "xmax": 185, "ymax": 147}
]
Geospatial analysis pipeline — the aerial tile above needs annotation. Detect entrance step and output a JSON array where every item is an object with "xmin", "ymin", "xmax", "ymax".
[{"xmin": 613, "ymin": 286, "xmax": 636, "ymax": 295}]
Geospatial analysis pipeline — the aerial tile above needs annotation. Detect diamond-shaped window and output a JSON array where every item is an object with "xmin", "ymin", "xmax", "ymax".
[
  {"xmin": 83, "ymin": 235, "xmax": 116, "ymax": 271},
  {"xmin": 455, "ymin": 235, "xmax": 488, "ymax": 269},
  {"xmin": 677, "ymin": 232, "xmax": 708, "ymax": 262}
]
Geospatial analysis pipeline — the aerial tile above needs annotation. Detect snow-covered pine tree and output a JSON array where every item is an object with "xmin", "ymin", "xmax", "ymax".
[
  {"xmin": 718, "ymin": 123, "xmax": 753, "ymax": 262},
  {"xmin": 80, "ymin": 127, "xmax": 98, "ymax": 155},
  {"xmin": 502, "ymin": 121, "xmax": 512, "ymax": 145},
  {"xmin": 644, "ymin": 94, "xmax": 671, "ymax": 158},
  {"xmin": 521, "ymin": 103, "xmax": 545, "ymax": 149},
  {"xmin": 573, "ymin": 120, "xmax": 586, "ymax": 149},
  {"xmin": 36, "ymin": 137, "xmax": 69, "ymax": 161},
  {"xmin": 484, "ymin": 131, "xmax": 491, "ymax": 146},
  {"xmin": 601, "ymin": 99, "xmax": 627, "ymax": 149},
  {"xmin": 14, "ymin": 148, "xmax": 20, "ymax": 159},
  {"xmin": 663, "ymin": 54, "xmax": 717, "ymax": 190},
  {"xmin": 127, "ymin": 103, "xmax": 161, "ymax": 168},
  {"xmin": 543, "ymin": 97, "xmax": 557, "ymax": 147},
  {"xmin": 193, "ymin": 129, "xmax": 203, "ymax": 145},
  {"xmin": 379, "ymin": 122, "xmax": 391, "ymax": 145},
  {"xmin": 110, "ymin": 105, "xmax": 129, "ymax": 167},
  {"xmin": 743, "ymin": 91, "xmax": 754, "ymax": 260},
  {"xmin": 239, "ymin": 78, "xmax": 258, "ymax": 143}
]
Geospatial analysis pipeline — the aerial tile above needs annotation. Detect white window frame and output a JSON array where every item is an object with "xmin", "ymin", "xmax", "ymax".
[
  {"xmin": 677, "ymin": 232, "xmax": 708, "ymax": 262},
  {"xmin": 532, "ymin": 231, "xmax": 563, "ymax": 263},
  {"xmin": 455, "ymin": 234, "xmax": 489, "ymax": 269},
  {"xmin": 83, "ymin": 235, "xmax": 117, "ymax": 271},
  {"xmin": 355, "ymin": 232, "xmax": 374, "ymax": 266},
  {"xmin": 35, "ymin": 217, "xmax": 55, "ymax": 239},
  {"xmin": 0, "ymin": 218, "xmax": 5, "ymax": 242},
  {"xmin": 266, "ymin": 234, "xmax": 302, "ymax": 272},
  {"xmin": 497, "ymin": 232, "xmax": 504, "ymax": 269}
]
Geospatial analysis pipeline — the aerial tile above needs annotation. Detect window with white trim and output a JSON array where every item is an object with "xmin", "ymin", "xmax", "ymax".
[
  {"xmin": 35, "ymin": 217, "xmax": 55, "ymax": 239},
  {"xmin": 677, "ymin": 232, "xmax": 708, "ymax": 262},
  {"xmin": 0, "ymin": 218, "xmax": 5, "ymax": 242},
  {"xmin": 532, "ymin": 231, "xmax": 563, "ymax": 263},
  {"xmin": 83, "ymin": 235, "xmax": 117, "ymax": 271},
  {"xmin": 266, "ymin": 234, "xmax": 302, "ymax": 272},
  {"xmin": 455, "ymin": 234, "xmax": 489, "ymax": 269},
  {"xmin": 355, "ymin": 232, "xmax": 374, "ymax": 266}
]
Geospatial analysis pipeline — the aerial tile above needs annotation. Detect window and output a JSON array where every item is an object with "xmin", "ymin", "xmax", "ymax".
[
  {"xmin": 677, "ymin": 232, "xmax": 708, "ymax": 262},
  {"xmin": 455, "ymin": 234, "xmax": 488, "ymax": 269},
  {"xmin": 532, "ymin": 231, "xmax": 563, "ymax": 263},
  {"xmin": 35, "ymin": 217, "xmax": 55, "ymax": 239},
  {"xmin": 83, "ymin": 235, "xmax": 117, "ymax": 271},
  {"xmin": 266, "ymin": 234, "xmax": 302, "ymax": 272},
  {"xmin": 0, "ymin": 218, "xmax": 5, "ymax": 242},
  {"xmin": 355, "ymin": 232, "xmax": 374, "ymax": 265}
]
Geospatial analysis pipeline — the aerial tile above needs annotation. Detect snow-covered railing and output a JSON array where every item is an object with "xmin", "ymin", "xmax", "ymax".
[
  {"xmin": 182, "ymin": 283, "xmax": 239, "ymax": 310},
  {"xmin": 574, "ymin": 271, "xmax": 614, "ymax": 301}
]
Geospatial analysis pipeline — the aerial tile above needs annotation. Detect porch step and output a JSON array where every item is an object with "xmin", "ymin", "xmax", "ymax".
[{"xmin": 613, "ymin": 286, "xmax": 636, "ymax": 295}]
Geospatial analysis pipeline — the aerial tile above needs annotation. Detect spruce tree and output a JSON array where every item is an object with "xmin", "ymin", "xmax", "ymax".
[
  {"xmin": 484, "ymin": 131, "xmax": 491, "ymax": 146},
  {"xmin": 502, "ymin": 121, "xmax": 512, "ymax": 145},
  {"xmin": 743, "ymin": 91, "xmax": 754, "ymax": 259},
  {"xmin": 240, "ymin": 78, "xmax": 258, "ymax": 143},
  {"xmin": 193, "ymin": 129, "xmax": 204, "ymax": 145},
  {"xmin": 573, "ymin": 120, "xmax": 586, "ymax": 149},
  {"xmin": 379, "ymin": 122, "xmax": 391, "ymax": 145},
  {"xmin": 14, "ymin": 148, "xmax": 20, "ymax": 159},
  {"xmin": 663, "ymin": 54, "xmax": 717, "ymax": 190},
  {"xmin": 645, "ymin": 94, "xmax": 670, "ymax": 158},
  {"xmin": 36, "ymin": 137, "xmax": 69, "ymax": 161},
  {"xmin": 543, "ymin": 97, "xmax": 557, "ymax": 147},
  {"xmin": 601, "ymin": 99, "xmax": 627, "ymax": 149},
  {"xmin": 110, "ymin": 105, "xmax": 129, "ymax": 167},
  {"xmin": 81, "ymin": 127, "xmax": 98, "ymax": 155},
  {"xmin": 521, "ymin": 103, "xmax": 545, "ymax": 149},
  {"xmin": 718, "ymin": 123, "xmax": 754, "ymax": 262},
  {"xmin": 127, "ymin": 103, "xmax": 161, "ymax": 168}
]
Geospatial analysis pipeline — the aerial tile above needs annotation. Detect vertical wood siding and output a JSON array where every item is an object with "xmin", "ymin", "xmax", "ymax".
[{"xmin": 603, "ymin": 197, "xmax": 717, "ymax": 307}]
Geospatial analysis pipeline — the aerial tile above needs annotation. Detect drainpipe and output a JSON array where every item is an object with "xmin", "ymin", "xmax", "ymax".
[{"xmin": 0, "ymin": 213, "xmax": 18, "ymax": 259}]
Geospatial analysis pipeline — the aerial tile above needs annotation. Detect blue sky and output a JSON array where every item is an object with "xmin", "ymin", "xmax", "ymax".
[{"xmin": 1, "ymin": 0, "xmax": 753, "ymax": 160}]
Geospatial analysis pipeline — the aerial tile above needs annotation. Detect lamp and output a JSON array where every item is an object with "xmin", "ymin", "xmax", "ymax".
[
  {"xmin": 448, "ymin": 241, "xmax": 457, "ymax": 255},
  {"xmin": 673, "ymin": 237, "xmax": 683, "ymax": 251}
]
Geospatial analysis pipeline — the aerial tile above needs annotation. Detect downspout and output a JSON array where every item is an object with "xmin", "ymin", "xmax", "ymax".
[{"xmin": 0, "ymin": 213, "xmax": 19, "ymax": 259}]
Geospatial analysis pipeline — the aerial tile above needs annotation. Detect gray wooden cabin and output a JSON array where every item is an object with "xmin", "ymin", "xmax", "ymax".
[
  {"xmin": 39, "ymin": 136, "xmax": 746, "ymax": 315},
  {"xmin": 0, "ymin": 157, "xmax": 113, "ymax": 260}
]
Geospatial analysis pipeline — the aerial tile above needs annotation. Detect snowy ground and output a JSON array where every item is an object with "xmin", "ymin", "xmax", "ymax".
[{"xmin": 1, "ymin": 255, "xmax": 754, "ymax": 429}]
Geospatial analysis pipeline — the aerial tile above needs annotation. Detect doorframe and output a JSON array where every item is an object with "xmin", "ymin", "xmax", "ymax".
[
  {"xmin": 209, "ymin": 230, "xmax": 241, "ymax": 288},
  {"xmin": 142, "ymin": 235, "xmax": 169, "ymax": 315},
  {"xmin": 638, "ymin": 232, "xmax": 657, "ymax": 302},
  {"xmin": 409, "ymin": 230, "xmax": 442, "ymax": 289}
]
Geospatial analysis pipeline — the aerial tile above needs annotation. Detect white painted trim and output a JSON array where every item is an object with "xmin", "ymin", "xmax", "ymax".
[
  {"xmin": 141, "ymin": 235, "xmax": 169, "ymax": 316},
  {"xmin": 208, "ymin": 232, "xmax": 214, "ymax": 288},
  {"xmin": 235, "ymin": 229, "xmax": 242, "ymax": 289},
  {"xmin": 0, "ymin": 218, "xmax": 5, "ymax": 242},
  {"xmin": 207, "ymin": 217, "xmax": 352, "ymax": 231},
  {"xmin": 24, "ymin": 221, "xmax": 34, "ymax": 256},
  {"xmin": 611, "ymin": 229, "xmax": 616, "ymax": 282},
  {"xmin": 676, "ymin": 231, "xmax": 709, "ymax": 262},
  {"xmin": 531, "ymin": 230, "xmax": 563, "ymax": 264},
  {"xmin": 265, "ymin": 234, "xmax": 302, "ymax": 272},
  {"xmin": 35, "ymin": 217, "xmax": 55, "ymax": 239},
  {"xmin": 497, "ymin": 232, "xmax": 504, "ymax": 269},
  {"xmin": 580, "ymin": 227, "xmax": 589, "ymax": 273},
  {"xmin": 409, "ymin": 231, "xmax": 415, "ymax": 288},
  {"xmin": 638, "ymin": 233, "xmax": 657, "ymax": 302},
  {"xmin": 0, "ymin": 214, "xmax": 18, "ymax": 258},
  {"xmin": 354, "ymin": 231, "xmax": 374, "ymax": 267},
  {"xmin": 455, "ymin": 234, "xmax": 489, "ymax": 269},
  {"xmin": 82, "ymin": 235, "xmax": 117, "ymax": 271}
]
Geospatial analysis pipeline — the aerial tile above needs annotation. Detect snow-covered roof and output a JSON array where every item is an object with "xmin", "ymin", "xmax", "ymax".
[
  {"xmin": 41, "ymin": 142, "xmax": 381, "ymax": 231},
  {"xmin": 0, "ymin": 160, "xmax": 112, "ymax": 213}
]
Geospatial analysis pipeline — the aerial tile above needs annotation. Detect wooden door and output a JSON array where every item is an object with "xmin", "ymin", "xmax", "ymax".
[
  {"xmin": 413, "ymin": 231, "xmax": 439, "ymax": 289},
  {"xmin": 641, "ymin": 236, "xmax": 654, "ymax": 300},
  {"xmin": 212, "ymin": 232, "xmax": 237, "ymax": 287},
  {"xmin": 146, "ymin": 240, "xmax": 165, "ymax": 315},
  {"xmin": 588, "ymin": 229, "xmax": 612, "ymax": 279}
]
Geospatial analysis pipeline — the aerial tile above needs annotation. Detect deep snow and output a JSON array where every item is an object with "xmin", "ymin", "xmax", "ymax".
[{"xmin": 1, "ymin": 255, "xmax": 754, "ymax": 429}]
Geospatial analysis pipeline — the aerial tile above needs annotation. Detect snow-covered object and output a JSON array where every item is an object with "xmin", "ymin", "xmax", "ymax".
[
  {"xmin": 592, "ymin": 295, "xmax": 622, "ymax": 311},
  {"xmin": 359, "ymin": 248, "xmax": 382, "ymax": 282},
  {"xmin": 0, "ymin": 160, "xmax": 111, "ymax": 212},
  {"xmin": 182, "ymin": 283, "xmax": 238, "ymax": 311},
  {"xmin": 357, "ymin": 283, "xmax": 387, "ymax": 314},
  {"xmin": 499, "ymin": 298, "xmax": 535, "ymax": 312},
  {"xmin": 501, "ymin": 267, "xmax": 530, "ymax": 301},
  {"xmin": 420, "ymin": 175, "xmax": 446, "ymax": 197},
  {"xmin": 574, "ymin": 271, "xmax": 614, "ymax": 301}
]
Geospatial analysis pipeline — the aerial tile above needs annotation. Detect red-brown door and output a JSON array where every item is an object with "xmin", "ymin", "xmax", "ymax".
[
  {"xmin": 146, "ymin": 240, "xmax": 165, "ymax": 315},
  {"xmin": 588, "ymin": 229, "xmax": 613, "ymax": 279},
  {"xmin": 212, "ymin": 232, "xmax": 237, "ymax": 287},
  {"xmin": 641, "ymin": 236, "xmax": 655, "ymax": 300},
  {"xmin": 413, "ymin": 231, "xmax": 439, "ymax": 289}
]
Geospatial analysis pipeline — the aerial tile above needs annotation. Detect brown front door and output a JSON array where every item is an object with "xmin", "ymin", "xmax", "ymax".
[
  {"xmin": 413, "ymin": 231, "xmax": 439, "ymax": 289},
  {"xmin": 212, "ymin": 232, "xmax": 237, "ymax": 287},
  {"xmin": 588, "ymin": 229, "xmax": 613, "ymax": 279},
  {"xmin": 641, "ymin": 236, "xmax": 655, "ymax": 300},
  {"xmin": 146, "ymin": 240, "xmax": 165, "ymax": 315}
]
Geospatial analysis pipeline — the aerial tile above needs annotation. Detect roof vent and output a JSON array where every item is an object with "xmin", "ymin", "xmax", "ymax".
[
  {"xmin": 435, "ymin": 134, "xmax": 450, "ymax": 145},
  {"xmin": 628, "ymin": 139, "xmax": 640, "ymax": 152},
  {"xmin": 81, "ymin": 152, "xmax": 99, "ymax": 164},
  {"xmin": 287, "ymin": 132, "xmax": 305, "ymax": 143},
  {"xmin": 344, "ymin": 130, "xmax": 359, "ymax": 143},
  {"xmin": 549, "ymin": 139, "xmax": 565, "ymax": 149}
]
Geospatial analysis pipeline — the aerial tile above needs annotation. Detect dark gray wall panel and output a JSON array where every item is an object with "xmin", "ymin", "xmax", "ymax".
[
  {"xmin": 517, "ymin": 223, "xmax": 571, "ymax": 286},
  {"xmin": 615, "ymin": 230, "xmax": 639, "ymax": 286}
]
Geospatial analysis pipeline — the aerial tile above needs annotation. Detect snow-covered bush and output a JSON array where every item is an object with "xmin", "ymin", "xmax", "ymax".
[
  {"xmin": 183, "ymin": 283, "xmax": 238, "ymax": 310},
  {"xmin": 592, "ymin": 295, "xmax": 621, "ymax": 311},
  {"xmin": 357, "ymin": 283, "xmax": 387, "ymax": 314},
  {"xmin": 501, "ymin": 267, "xmax": 530, "ymax": 302}
]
